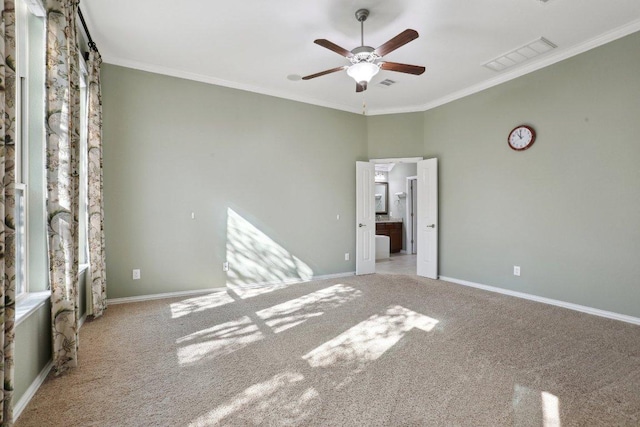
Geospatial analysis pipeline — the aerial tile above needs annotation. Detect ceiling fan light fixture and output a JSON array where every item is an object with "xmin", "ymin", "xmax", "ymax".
[
  {"xmin": 347, "ymin": 62, "xmax": 380, "ymax": 84},
  {"xmin": 302, "ymin": 9, "xmax": 423, "ymax": 92}
]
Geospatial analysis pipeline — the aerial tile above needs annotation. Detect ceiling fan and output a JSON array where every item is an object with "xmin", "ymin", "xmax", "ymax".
[{"xmin": 302, "ymin": 9, "xmax": 426, "ymax": 92}]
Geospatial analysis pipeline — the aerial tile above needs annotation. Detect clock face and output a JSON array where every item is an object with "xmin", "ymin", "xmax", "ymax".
[{"xmin": 508, "ymin": 125, "xmax": 536, "ymax": 151}]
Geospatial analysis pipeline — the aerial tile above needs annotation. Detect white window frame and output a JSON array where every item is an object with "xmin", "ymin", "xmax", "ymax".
[{"xmin": 16, "ymin": 0, "xmax": 51, "ymax": 324}]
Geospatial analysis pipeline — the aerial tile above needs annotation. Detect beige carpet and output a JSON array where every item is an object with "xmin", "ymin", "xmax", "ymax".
[{"xmin": 16, "ymin": 275, "xmax": 640, "ymax": 426}]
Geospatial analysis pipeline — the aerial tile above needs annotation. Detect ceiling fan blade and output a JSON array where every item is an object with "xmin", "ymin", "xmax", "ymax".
[
  {"xmin": 373, "ymin": 29, "xmax": 419, "ymax": 57},
  {"xmin": 356, "ymin": 82, "xmax": 367, "ymax": 92},
  {"xmin": 314, "ymin": 39, "xmax": 354, "ymax": 58},
  {"xmin": 302, "ymin": 65, "xmax": 348, "ymax": 80},
  {"xmin": 380, "ymin": 61, "xmax": 426, "ymax": 75}
]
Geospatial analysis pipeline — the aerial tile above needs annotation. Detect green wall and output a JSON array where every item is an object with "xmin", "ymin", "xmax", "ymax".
[
  {"xmin": 15, "ymin": 302, "xmax": 51, "ymax": 403},
  {"xmin": 423, "ymin": 31, "xmax": 640, "ymax": 317},
  {"xmin": 100, "ymin": 31, "xmax": 640, "ymax": 317},
  {"xmin": 367, "ymin": 112, "xmax": 423, "ymax": 159},
  {"xmin": 101, "ymin": 65, "xmax": 368, "ymax": 299},
  {"xmin": 15, "ymin": 270, "xmax": 88, "ymax": 408}
]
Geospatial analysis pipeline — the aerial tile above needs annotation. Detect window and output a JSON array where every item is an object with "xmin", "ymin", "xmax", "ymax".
[
  {"xmin": 16, "ymin": 0, "xmax": 47, "ymax": 299},
  {"xmin": 15, "ymin": 0, "xmax": 89, "ymax": 302},
  {"xmin": 15, "ymin": 0, "xmax": 30, "ymax": 299}
]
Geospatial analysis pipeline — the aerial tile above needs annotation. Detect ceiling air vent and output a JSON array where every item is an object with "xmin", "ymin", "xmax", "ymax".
[
  {"xmin": 483, "ymin": 37, "xmax": 557, "ymax": 72},
  {"xmin": 378, "ymin": 79, "xmax": 396, "ymax": 87}
]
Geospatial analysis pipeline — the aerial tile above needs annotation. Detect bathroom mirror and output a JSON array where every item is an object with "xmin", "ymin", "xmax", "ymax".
[{"xmin": 375, "ymin": 182, "xmax": 389, "ymax": 215}]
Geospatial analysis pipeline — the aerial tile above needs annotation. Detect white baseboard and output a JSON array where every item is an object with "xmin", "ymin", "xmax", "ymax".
[
  {"xmin": 309, "ymin": 271, "xmax": 356, "ymax": 281},
  {"xmin": 78, "ymin": 313, "xmax": 87, "ymax": 329},
  {"xmin": 439, "ymin": 276, "xmax": 640, "ymax": 326},
  {"xmin": 15, "ymin": 300, "xmax": 87, "ymax": 420},
  {"xmin": 107, "ymin": 287, "xmax": 228, "ymax": 305},
  {"xmin": 225, "ymin": 272, "xmax": 356, "ymax": 290},
  {"xmin": 14, "ymin": 360, "xmax": 53, "ymax": 421},
  {"xmin": 106, "ymin": 271, "xmax": 356, "ymax": 305}
]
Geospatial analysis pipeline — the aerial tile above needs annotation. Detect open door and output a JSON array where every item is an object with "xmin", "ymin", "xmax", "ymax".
[
  {"xmin": 356, "ymin": 161, "xmax": 375, "ymax": 275},
  {"xmin": 416, "ymin": 158, "xmax": 438, "ymax": 279}
]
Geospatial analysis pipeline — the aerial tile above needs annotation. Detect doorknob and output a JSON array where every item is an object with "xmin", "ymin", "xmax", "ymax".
[
  {"xmin": 427, "ymin": 224, "xmax": 435, "ymax": 228},
  {"xmin": 359, "ymin": 223, "xmax": 366, "ymax": 228}
]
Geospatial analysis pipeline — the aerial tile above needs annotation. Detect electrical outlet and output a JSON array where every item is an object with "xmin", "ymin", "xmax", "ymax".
[
  {"xmin": 223, "ymin": 262, "xmax": 229, "ymax": 272},
  {"xmin": 345, "ymin": 253, "xmax": 350, "ymax": 261},
  {"xmin": 513, "ymin": 266, "xmax": 521, "ymax": 276},
  {"xmin": 132, "ymin": 269, "xmax": 141, "ymax": 280}
]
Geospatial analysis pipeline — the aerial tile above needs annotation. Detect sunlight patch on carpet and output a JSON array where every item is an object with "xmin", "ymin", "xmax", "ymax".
[
  {"xmin": 175, "ymin": 284, "xmax": 361, "ymax": 364},
  {"xmin": 542, "ymin": 391, "xmax": 561, "ymax": 427},
  {"xmin": 227, "ymin": 280, "xmax": 304, "ymax": 300},
  {"xmin": 303, "ymin": 305, "xmax": 438, "ymax": 368},
  {"xmin": 189, "ymin": 372, "xmax": 319, "ymax": 426},
  {"xmin": 176, "ymin": 316, "xmax": 264, "ymax": 365},
  {"xmin": 256, "ymin": 284, "xmax": 362, "ymax": 333},
  {"xmin": 170, "ymin": 290, "xmax": 234, "ymax": 319},
  {"xmin": 513, "ymin": 385, "xmax": 562, "ymax": 426}
]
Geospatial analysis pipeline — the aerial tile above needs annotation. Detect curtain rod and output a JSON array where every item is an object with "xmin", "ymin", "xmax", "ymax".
[{"xmin": 78, "ymin": 7, "xmax": 97, "ymax": 52}]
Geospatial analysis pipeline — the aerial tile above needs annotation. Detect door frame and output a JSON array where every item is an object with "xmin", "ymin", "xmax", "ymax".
[
  {"xmin": 358, "ymin": 157, "xmax": 424, "ymax": 274},
  {"xmin": 369, "ymin": 157, "xmax": 424, "ymax": 165}
]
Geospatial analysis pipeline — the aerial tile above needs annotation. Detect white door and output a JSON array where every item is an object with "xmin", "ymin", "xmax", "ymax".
[
  {"xmin": 416, "ymin": 158, "xmax": 438, "ymax": 279},
  {"xmin": 356, "ymin": 161, "xmax": 375, "ymax": 275}
]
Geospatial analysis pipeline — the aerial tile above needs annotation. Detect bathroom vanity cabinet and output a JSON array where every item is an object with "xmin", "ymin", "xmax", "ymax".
[{"xmin": 376, "ymin": 221, "xmax": 403, "ymax": 253}]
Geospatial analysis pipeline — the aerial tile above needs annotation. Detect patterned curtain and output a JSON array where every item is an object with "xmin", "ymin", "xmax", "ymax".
[
  {"xmin": 0, "ymin": 1, "xmax": 16, "ymax": 423},
  {"xmin": 45, "ymin": 0, "xmax": 81, "ymax": 375},
  {"xmin": 87, "ymin": 49, "xmax": 106, "ymax": 317}
]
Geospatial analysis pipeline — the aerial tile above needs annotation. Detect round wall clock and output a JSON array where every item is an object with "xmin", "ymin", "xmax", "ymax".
[{"xmin": 508, "ymin": 125, "xmax": 536, "ymax": 151}]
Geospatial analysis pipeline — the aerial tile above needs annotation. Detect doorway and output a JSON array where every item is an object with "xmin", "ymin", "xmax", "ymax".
[{"xmin": 355, "ymin": 158, "xmax": 438, "ymax": 278}]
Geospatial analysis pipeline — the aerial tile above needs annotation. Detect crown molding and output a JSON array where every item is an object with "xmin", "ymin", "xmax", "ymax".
[
  {"xmin": 101, "ymin": 55, "xmax": 363, "ymax": 115},
  {"xmin": 368, "ymin": 19, "xmax": 640, "ymax": 116},
  {"xmin": 102, "ymin": 19, "xmax": 640, "ymax": 117}
]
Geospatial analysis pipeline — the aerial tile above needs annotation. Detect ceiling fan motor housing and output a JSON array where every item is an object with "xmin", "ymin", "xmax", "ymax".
[
  {"xmin": 350, "ymin": 46, "xmax": 379, "ymax": 64},
  {"xmin": 302, "ymin": 7, "xmax": 424, "ymax": 92},
  {"xmin": 355, "ymin": 9, "xmax": 369, "ymax": 22}
]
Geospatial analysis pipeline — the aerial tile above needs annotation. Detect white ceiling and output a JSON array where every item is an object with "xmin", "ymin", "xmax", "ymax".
[{"xmin": 81, "ymin": 0, "xmax": 640, "ymax": 115}]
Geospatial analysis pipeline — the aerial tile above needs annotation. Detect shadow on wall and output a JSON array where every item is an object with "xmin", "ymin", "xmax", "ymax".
[{"xmin": 225, "ymin": 207, "xmax": 313, "ymax": 298}]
